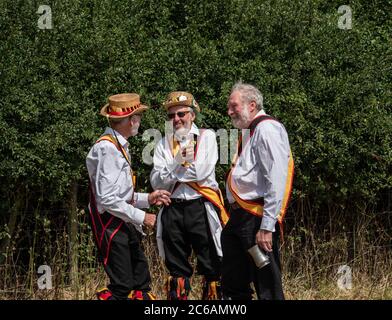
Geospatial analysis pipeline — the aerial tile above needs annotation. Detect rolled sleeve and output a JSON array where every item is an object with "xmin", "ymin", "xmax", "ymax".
[
  {"xmin": 260, "ymin": 215, "xmax": 277, "ymax": 232},
  {"xmin": 134, "ymin": 192, "xmax": 150, "ymax": 209},
  {"xmin": 150, "ymin": 139, "xmax": 182, "ymax": 190}
]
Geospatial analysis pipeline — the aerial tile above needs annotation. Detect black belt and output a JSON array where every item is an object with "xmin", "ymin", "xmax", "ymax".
[
  {"xmin": 171, "ymin": 197, "xmax": 203, "ymax": 205},
  {"xmin": 229, "ymin": 202, "xmax": 241, "ymax": 211}
]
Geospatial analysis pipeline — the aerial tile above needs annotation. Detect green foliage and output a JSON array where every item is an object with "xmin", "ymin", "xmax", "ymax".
[{"xmin": 0, "ymin": 0, "xmax": 391, "ymax": 219}]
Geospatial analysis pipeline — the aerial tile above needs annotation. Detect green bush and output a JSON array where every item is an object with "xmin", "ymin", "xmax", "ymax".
[{"xmin": 0, "ymin": 0, "xmax": 390, "ymax": 263}]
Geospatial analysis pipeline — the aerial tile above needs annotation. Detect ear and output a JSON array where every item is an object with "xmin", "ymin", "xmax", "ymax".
[
  {"xmin": 127, "ymin": 116, "xmax": 135, "ymax": 128},
  {"xmin": 249, "ymin": 101, "xmax": 257, "ymax": 113},
  {"xmin": 190, "ymin": 111, "xmax": 196, "ymax": 122}
]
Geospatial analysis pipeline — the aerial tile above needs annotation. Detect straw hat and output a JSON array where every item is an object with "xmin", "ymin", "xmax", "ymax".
[
  {"xmin": 100, "ymin": 93, "xmax": 149, "ymax": 119},
  {"xmin": 163, "ymin": 91, "xmax": 200, "ymax": 112}
]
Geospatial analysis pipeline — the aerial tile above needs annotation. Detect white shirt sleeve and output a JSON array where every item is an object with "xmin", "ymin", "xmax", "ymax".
[
  {"xmin": 150, "ymin": 139, "xmax": 182, "ymax": 191},
  {"xmin": 94, "ymin": 144, "xmax": 145, "ymax": 226},
  {"xmin": 133, "ymin": 192, "xmax": 150, "ymax": 209},
  {"xmin": 173, "ymin": 130, "xmax": 218, "ymax": 183},
  {"xmin": 253, "ymin": 125, "xmax": 290, "ymax": 232}
]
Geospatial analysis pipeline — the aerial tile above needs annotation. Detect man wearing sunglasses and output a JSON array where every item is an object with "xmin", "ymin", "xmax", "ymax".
[{"xmin": 150, "ymin": 91, "xmax": 229, "ymax": 300}]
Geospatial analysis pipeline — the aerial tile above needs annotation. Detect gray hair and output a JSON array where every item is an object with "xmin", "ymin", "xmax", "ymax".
[
  {"xmin": 231, "ymin": 81, "xmax": 264, "ymax": 111},
  {"xmin": 109, "ymin": 116, "xmax": 129, "ymax": 126},
  {"xmin": 109, "ymin": 114, "xmax": 141, "ymax": 126}
]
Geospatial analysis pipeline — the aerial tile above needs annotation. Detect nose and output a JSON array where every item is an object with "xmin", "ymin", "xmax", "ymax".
[
  {"xmin": 227, "ymin": 107, "xmax": 234, "ymax": 116},
  {"xmin": 173, "ymin": 114, "xmax": 183, "ymax": 123}
]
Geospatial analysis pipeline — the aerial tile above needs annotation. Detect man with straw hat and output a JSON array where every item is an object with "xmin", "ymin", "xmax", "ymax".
[
  {"xmin": 86, "ymin": 93, "xmax": 171, "ymax": 300},
  {"xmin": 150, "ymin": 91, "xmax": 229, "ymax": 300}
]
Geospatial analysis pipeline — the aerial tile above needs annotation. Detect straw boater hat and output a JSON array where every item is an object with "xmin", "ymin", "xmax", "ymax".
[
  {"xmin": 100, "ymin": 93, "xmax": 149, "ymax": 119},
  {"xmin": 163, "ymin": 91, "xmax": 200, "ymax": 113}
]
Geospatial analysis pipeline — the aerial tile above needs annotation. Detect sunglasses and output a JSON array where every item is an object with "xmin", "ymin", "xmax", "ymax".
[{"xmin": 167, "ymin": 111, "xmax": 191, "ymax": 120}]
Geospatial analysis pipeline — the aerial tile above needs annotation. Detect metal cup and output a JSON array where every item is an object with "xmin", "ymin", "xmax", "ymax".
[{"xmin": 247, "ymin": 244, "xmax": 270, "ymax": 269}]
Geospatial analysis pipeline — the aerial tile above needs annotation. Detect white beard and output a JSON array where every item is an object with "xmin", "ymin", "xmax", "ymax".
[
  {"xmin": 231, "ymin": 106, "xmax": 251, "ymax": 129},
  {"xmin": 174, "ymin": 126, "xmax": 190, "ymax": 142}
]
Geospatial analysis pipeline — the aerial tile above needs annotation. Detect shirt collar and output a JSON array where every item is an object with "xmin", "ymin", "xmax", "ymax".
[
  {"xmin": 189, "ymin": 122, "xmax": 200, "ymax": 136},
  {"xmin": 103, "ymin": 127, "xmax": 129, "ymax": 148},
  {"xmin": 255, "ymin": 109, "xmax": 266, "ymax": 117}
]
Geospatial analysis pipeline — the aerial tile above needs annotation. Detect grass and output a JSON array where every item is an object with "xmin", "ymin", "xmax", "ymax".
[
  {"xmin": 1, "ymin": 234, "xmax": 390, "ymax": 300},
  {"xmin": 0, "ymin": 206, "xmax": 391, "ymax": 300}
]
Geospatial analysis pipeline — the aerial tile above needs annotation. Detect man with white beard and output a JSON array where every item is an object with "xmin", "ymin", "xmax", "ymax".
[
  {"xmin": 150, "ymin": 91, "xmax": 229, "ymax": 300},
  {"xmin": 222, "ymin": 82, "xmax": 294, "ymax": 300}
]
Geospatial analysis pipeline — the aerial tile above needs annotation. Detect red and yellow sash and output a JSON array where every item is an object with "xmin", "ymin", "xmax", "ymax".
[
  {"xmin": 226, "ymin": 116, "xmax": 295, "ymax": 238},
  {"xmin": 187, "ymin": 182, "xmax": 229, "ymax": 226},
  {"xmin": 169, "ymin": 133, "xmax": 229, "ymax": 226},
  {"xmin": 227, "ymin": 151, "xmax": 294, "ymax": 224}
]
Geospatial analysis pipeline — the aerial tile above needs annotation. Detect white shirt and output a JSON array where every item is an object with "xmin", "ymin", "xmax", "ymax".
[
  {"xmin": 226, "ymin": 110, "xmax": 292, "ymax": 232},
  {"xmin": 86, "ymin": 127, "xmax": 149, "ymax": 229},
  {"xmin": 152, "ymin": 123, "xmax": 224, "ymax": 258},
  {"xmin": 150, "ymin": 123, "xmax": 219, "ymax": 199}
]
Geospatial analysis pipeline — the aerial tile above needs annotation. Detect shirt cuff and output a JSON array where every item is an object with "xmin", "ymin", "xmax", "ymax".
[
  {"xmin": 260, "ymin": 215, "xmax": 276, "ymax": 232},
  {"xmin": 132, "ymin": 208, "xmax": 146, "ymax": 226},
  {"xmin": 134, "ymin": 192, "xmax": 150, "ymax": 209}
]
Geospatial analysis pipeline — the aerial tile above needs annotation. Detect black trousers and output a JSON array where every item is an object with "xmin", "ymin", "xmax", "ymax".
[
  {"xmin": 161, "ymin": 198, "xmax": 221, "ymax": 281},
  {"xmin": 221, "ymin": 208, "xmax": 285, "ymax": 300},
  {"xmin": 90, "ymin": 211, "xmax": 151, "ymax": 300}
]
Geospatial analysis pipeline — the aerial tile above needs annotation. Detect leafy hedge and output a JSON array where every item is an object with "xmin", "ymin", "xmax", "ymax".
[{"xmin": 0, "ymin": 0, "xmax": 391, "ymax": 219}]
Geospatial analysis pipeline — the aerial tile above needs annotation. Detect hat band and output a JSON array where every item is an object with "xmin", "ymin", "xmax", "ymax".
[
  {"xmin": 108, "ymin": 103, "xmax": 141, "ymax": 116},
  {"xmin": 108, "ymin": 110, "xmax": 133, "ymax": 116}
]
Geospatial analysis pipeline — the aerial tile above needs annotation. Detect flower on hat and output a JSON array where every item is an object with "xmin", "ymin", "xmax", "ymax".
[
  {"xmin": 163, "ymin": 91, "xmax": 200, "ymax": 112},
  {"xmin": 192, "ymin": 99, "xmax": 199, "ymax": 111},
  {"xmin": 168, "ymin": 95, "xmax": 188, "ymax": 104}
]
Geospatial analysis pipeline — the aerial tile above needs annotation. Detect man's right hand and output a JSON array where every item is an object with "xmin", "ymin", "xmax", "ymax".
[
  {"xmin": 181, "ymin": 144, "xmax": 195, "ymax": 163},
  {"xmin": 148, "ymin": 190, "xmax": 171, "ymax": 206},
  {"xmin": 143, "ymin": 213, "xmax": 156, "ymax": 228}
]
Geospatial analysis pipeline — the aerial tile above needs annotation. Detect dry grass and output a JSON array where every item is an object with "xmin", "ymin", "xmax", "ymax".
[
  {"xmin": 1, "ymin": 234, "xmax": 389, "ymax": 300},
  {"xmin": 1, "ymin": 204, "xmax": 391, "ymax": 300},
  {"xmin": 284, "ymin": 273, "xmax": 392, "ymax": 300}
]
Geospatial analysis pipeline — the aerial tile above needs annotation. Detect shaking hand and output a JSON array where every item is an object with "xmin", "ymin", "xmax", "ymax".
[{"xmin": 148, "ymin": 190, "xmax": 171, "ymax": 206}]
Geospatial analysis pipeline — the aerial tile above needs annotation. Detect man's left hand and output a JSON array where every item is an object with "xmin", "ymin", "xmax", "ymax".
[
  {"xmin": 256, "ymin": 230, "xmax": 273, "ymax": 252},
  {"xmin": 148, "ymin": 190, "xmax": 171, "ymax": 206}
]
